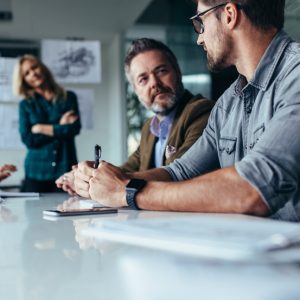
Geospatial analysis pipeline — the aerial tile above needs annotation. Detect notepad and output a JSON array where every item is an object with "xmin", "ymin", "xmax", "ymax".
[
  {"xmin": 0, "ymin": 191, "xmax": 39, "ymax": 198},
  {"xmin": 83, "ymin": 215, "xmax": 300, "ymax": 261}
]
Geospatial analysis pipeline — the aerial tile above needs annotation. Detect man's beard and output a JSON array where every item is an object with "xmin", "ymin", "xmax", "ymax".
[
  {"xmin": 207, "ymin": 30, "xmax": 232, "ymax": 73},
  {"xmin": 151, "ymin": 93, "xmax": 178, "ymax": 116}
]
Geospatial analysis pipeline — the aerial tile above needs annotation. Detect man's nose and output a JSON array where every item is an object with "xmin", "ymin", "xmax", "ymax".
[
  {"xmin": 149, "ymin": 74, "xmax": 161, "ymax": 89},
  {"xmin": 197, "ymin": 34, "xmax": 204, "ymax": 46}
]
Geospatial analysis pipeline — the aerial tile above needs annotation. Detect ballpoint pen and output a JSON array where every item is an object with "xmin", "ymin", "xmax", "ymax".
[{"xmin": 94, "ymin": 144, "xmax": 102, "ymax": 168}]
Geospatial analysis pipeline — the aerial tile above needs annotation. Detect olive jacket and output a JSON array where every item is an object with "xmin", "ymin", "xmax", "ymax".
[{"xmin": 121, "ymin": 90, "xmax": 215, "ymax": 172}]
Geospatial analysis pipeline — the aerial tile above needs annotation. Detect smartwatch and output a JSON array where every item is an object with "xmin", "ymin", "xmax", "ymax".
[{"xmin": 125, "ymin": 178, "xmax": 147, "ymax": 210}]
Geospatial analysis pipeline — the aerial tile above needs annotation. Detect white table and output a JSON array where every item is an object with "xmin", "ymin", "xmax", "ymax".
[{"xmin": 1, "ymin": 193, "xmax": 300, "ymax": 300}]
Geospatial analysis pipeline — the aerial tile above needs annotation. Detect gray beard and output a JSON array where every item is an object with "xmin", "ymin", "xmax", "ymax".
[{"xmin": 151, "ymin": 94, "xmax": 178, "ymax": 116}]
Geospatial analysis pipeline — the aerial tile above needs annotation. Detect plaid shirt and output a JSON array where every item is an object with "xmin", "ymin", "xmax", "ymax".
[{"xmin": 19, "ymin": 91, "xmax": 81, "ymax": 181}]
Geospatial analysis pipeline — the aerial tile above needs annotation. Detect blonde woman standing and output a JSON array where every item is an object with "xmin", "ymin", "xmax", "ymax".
[{"xmin": 14, "ymin": 55, "xmax": 81, "ymax": 192}]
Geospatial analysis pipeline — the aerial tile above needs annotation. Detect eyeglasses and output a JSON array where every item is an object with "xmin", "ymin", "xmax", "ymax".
[
  {"xmin": 190, "ymin": 2, "xmax": 228, "ymax": 34},
  {"xmin": 190, "ymin": 2, "xmax": 242, "ymax": 34}
]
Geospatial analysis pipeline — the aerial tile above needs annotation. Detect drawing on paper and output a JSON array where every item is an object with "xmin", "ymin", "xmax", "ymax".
[
  {"xmin": 41, "ymin": 39, "xmax": 101, "ymax": 83},
  {"xmin": 52, "ymin": 47, "xmax": 95, "ymax": 78}
]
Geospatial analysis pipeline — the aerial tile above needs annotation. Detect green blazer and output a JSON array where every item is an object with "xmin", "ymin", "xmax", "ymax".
[{"xmin": 121, "ymin": 90, "xmax": 215, "ymax": 173}]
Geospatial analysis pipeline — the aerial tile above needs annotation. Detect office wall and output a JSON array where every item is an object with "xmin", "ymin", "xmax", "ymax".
[{"xmin": 0, "ymin": 0, "xmax": 151, "ymax": 186}]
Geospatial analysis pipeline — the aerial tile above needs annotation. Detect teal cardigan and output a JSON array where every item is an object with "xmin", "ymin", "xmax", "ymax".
[{"xmin": 19, "ymin": 91, "xmax": 81, "ymax": 181}]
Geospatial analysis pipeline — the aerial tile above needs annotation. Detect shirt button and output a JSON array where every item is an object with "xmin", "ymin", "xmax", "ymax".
[
  {"xmin": 53, "ymin": 150, "xmax": 57, "ymax": 154},
  {"xmin": 52, "ymin": 162, "xmax": 56, "ymax": 167}
]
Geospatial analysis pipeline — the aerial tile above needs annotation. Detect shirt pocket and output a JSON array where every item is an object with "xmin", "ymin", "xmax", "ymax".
[
  {"xmin": 249, "ymin": 123, "xmax": 265, "ymax": 150},
  {"xmin": 218, "ymin": 137, "xmax": 237, "ymax": 167}
]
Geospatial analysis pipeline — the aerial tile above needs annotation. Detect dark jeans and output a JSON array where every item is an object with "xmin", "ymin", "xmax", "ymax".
[{"xmin": 21, "ymin": 177, "xmax": 63, "ymax": 193}]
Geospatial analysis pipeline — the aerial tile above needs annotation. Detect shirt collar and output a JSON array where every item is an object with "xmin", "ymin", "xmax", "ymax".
[
  {"xmin": 150, "ymin": 107, "xmax": 177, "ymax": 139},
  {"xmin": 234, "ymin": 30, "xmax": 292, "ymax": 95}
]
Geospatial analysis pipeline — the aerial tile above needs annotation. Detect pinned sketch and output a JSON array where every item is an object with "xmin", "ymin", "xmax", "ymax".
[
  {"xmin": 0, "ymin": 57, "xmax": 19, "ymax": 102},
  {"xmin": 41, "ymin": 39, "xmax": 101, "ymax": 83},
  {"xmin": 0, "ymin": 104, "xmax": 24, "ymax": 149},
  {"xmin": 69, "ymin": 88, "xmax": 95, "ymax": 130}
]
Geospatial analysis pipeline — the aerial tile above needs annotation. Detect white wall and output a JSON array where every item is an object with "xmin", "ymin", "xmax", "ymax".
[{"xmin": 0, "ymin": 0, "xmax": 152, "ymax": 186}]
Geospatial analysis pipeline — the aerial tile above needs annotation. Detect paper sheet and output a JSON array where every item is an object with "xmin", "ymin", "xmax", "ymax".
[
  {"xmin": 0, "ymin": 190, "xmax": 39, "ymax": 198},
  {"xmin": 0, "ymin": 57, "xmax": 19, "ymax": 102},
  {"xmin": 0, "ymin": 104, "xmax": 24, "ymax": 149},
  {"xmin": 83, "ymin": 215, "xmax": 300, "ymax": 261}
]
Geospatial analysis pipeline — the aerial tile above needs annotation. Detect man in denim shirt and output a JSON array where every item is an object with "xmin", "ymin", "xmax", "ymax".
[{"xmin": 74, "ymin": 0, "xmax": 300, "ymax": 221}]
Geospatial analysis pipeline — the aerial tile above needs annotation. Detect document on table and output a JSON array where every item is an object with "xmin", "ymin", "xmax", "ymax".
[
  {"xmin": 0, "ymin": 190, "xmax": 39, "ymax": 198},
  {"xmin": 83, "ymin": 215, "xmax": 300, "ymax": 261}
]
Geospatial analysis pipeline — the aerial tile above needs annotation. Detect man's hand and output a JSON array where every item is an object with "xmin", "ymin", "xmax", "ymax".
[
  {"xmin": 59, "ymin": 110, "xmax": 78, "ymax": 125},
  {"xmin": 89, "ymin": 161, "xmax": 130, "ymax": 208},
  {"xmin": 0, "ymin": 164, "xmax": 17, "ymax": 181},
  {"xmin": 74, "ymin": 161, "xmax": 95, "ymax": 198},
  {"xmin": 55, "ymin": 167, "xmax": 77, "ymax": 195}
]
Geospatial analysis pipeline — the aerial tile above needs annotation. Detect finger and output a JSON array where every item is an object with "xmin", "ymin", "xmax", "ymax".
[
  {"xmin": 1, "ymin": 164, "xmax": 17, "ymax": 172},
  {"xmin": 74, "ymin": 176, "xmax": 90, "ymax": 192},
  {"xmin": 55, "ymin": 176, "xmax": 63, "ymax": 185},
  {"xmin": 77, "ymin": 161, "xmax": 94, "ymax": 178},
  {"xmin": 75, "ymin": 187, "xmax": 90, "ymax": 198},
  {"xmin": 0, "ymin": 174, "xmax": 10, "ymax": 181}
]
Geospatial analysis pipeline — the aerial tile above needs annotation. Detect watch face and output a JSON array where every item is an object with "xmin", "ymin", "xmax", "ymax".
[{"xmin": 126, "ymin": 179, "xmax": 147, "ymax": 190}]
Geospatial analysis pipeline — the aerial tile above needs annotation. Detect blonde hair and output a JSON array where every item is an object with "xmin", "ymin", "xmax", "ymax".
[{"xmin": 13, "ymin": 54, "xmax": 66, "ymax": 99}]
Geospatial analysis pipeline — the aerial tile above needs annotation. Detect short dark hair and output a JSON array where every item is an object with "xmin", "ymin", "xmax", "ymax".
[
  {"xmin": 124, "ymin": 38, "xmax": 181, "ymax": 82},
  {"xmin": 197, "ymin": 0, "xmax": 285, "ymax": 30}
]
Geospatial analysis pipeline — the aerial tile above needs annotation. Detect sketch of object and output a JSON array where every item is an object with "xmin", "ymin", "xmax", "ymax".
[{"xmin": 52, "ymin": 47, "xmax": 95, "ymax": 78}]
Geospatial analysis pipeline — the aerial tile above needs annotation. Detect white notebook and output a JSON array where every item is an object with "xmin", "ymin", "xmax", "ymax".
[
  {"xmin": 83, "ymin": 215, "xmax": 300, "ymax": 261},
  {"xmin": 0, "ymin": 191, "xmax": 39, "ymax": 198}
]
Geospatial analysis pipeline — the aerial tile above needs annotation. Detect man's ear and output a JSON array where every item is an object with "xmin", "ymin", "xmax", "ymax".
[{"xmin": 223, "ymin": 3, "xmax": 240, "ymax": 30}]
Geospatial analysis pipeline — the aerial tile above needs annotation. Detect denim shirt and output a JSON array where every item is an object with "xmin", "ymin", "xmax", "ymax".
[{"xmin": 164, "ymin": 31, "xmax": 300, "ymax": 221}]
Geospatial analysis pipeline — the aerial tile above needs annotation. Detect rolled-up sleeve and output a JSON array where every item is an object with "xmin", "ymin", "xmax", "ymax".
[{"xmin": 236, "ymin": 64, "xmax": 300, "ymax": 213}]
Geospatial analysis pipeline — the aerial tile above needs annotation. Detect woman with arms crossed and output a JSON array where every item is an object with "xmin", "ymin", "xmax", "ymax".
[{"xmin": 14, "ymin": 55, "xmax": 81, "ymax": 192}]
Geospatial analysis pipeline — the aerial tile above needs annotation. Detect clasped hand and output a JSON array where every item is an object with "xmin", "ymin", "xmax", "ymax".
[
  {"xmin": 0, "ymin": 164, "xmax": 17, "ymax": 181},
  {"xmin": 74, "ymin": 161, "xmax": 130, "ymax": 208}
]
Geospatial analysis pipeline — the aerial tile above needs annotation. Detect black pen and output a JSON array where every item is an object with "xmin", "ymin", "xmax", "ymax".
[{"xmin": 94, "ymin": 144, "xmax": 101, "ymax": 168}]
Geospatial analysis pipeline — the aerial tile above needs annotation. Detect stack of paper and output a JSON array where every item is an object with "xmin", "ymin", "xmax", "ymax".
[
  {"xmin": 83, "ymin": 215, "xmax": 300, "ymax": 261},
  {"xmin": 0, "ymin": 191, "xmax": 39, "ymax": 198}
]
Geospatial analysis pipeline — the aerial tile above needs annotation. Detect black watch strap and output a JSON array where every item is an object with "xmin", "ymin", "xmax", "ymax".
[{"xmin": 125, "ymin": 179, "xmax": 147, "ymax": 210}]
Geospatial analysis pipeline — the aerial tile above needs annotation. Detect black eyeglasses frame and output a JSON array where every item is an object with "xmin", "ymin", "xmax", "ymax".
[{"xmin": 190, "ymin": 2, "xmax": 242, "ymax": 34}]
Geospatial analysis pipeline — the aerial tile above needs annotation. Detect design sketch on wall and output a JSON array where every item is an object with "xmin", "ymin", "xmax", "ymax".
[
  {"xmin": 54, "ymin": 47, "xmax": 95, "ymax": 78},
  {"xmin": 0, "ymin": 57, "xmax": 19, "ymax": 102},
  {"xmin": 41, "ymin": 39, "xmax": 101, "ymax": 83},
  {"xmin": 0, "ymin": 104, "xmax": 24, "ymax": 149}
]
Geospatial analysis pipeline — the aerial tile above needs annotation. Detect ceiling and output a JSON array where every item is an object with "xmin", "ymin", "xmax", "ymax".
[
  {"xmin": 0, "ymin": 0, "xmax": 153, "ymax": 42},
  {"xmin": 137, "ymin": 0, "xmax": 300, "ymax": 41}
]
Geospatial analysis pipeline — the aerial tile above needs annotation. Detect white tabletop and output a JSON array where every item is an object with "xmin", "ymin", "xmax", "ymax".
[{"xmin": 1, "ymin": 193, "xmax": 300, "ymax": 300}]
